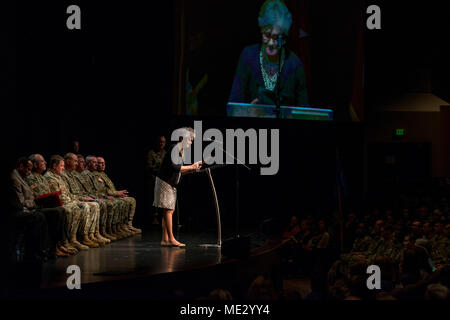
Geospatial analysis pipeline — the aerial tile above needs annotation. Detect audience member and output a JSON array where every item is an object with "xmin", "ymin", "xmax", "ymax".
[
  {"xmin": 282, "ymin": 215, "xmax": 300, "ymax": 240},
  {"xmin": 246, "ymin": 275, "xmax": 279, "ymax": 300}
]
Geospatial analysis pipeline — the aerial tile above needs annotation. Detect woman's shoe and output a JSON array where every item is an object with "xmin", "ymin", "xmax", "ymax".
[
  {"xmin": 170, "ymin": 242, "xmax": 186, "ymax": 248},
  {"xmin": 160, "ymin": 241, "xmax": 171, "ymax": 247}
]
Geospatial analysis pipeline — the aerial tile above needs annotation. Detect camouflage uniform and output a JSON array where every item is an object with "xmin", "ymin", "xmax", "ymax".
[
  {"xmin": 430, "ymin": 234, "xmax": 449, "ymax": 266},
  {"xmin": 95, "ymin": 171, "xmax": 136, "ymax": 225},
  {"xmin": 147, "ymin": 149, "xmax": 166, "ymax": 177},
  {"xmin": 44, "ymin": 170, "xmax": 95, "ymax": 238},
  {"xmin": 391, "ymin": 242, "xmax": 404, "ymax": 263},
  {"xmin": 366, "ymin": 238, "xmax": 396, "ymax": 264},
  {"xmin": 329, "ymin": 236, "xmax": 397, "ymax": 284},
  {"xmin": 72, "ymin": 170, "xmax": 111, "ymax": 230},
  {"xmin": 328, "ymin": 252, "xmax": 368, "ymax": 285},
  {"xmin": 61, "ymin": 170, "xmax": 101, "ymax": 235},
  {"xmin": 81, "ymin": 170, "xmax": 121, "ymax": 228},
  {"xmin": 25, "ymin": 171, "xmax": 69, "ymax": 241},
  {"xmin": 363, "ymin": 236, "xmax": 383, "ymax": 257},
  {"xmin": 25, "ymin": 172, "xmax": 51, "ymax": 196},
  {"xmin": 89, "ymin": 171, "xmax": 128, "ymax": 225},
  {"xmin": 350, "ymin": 236, "xmax": 375, "ymax": 253}
]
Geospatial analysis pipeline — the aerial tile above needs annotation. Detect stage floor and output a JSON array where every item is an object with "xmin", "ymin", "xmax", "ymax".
[{"xmin": 41, "ymin": 228, "xmax": 270, "ymax": 289}]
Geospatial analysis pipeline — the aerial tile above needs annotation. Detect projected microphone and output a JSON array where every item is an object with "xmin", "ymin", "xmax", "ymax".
[
  {"xmin": 204, "ymin": 138, "xmax": 223, "ymax": 144},
  {"xmin": 277, "ymin": 34, "xmax": 285, "ymax": 49}
]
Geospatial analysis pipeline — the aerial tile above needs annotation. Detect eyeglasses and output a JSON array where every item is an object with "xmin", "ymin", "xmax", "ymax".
[{"xmin": 262, "ymin": 31, "xmax": 285, "ymax": 43}]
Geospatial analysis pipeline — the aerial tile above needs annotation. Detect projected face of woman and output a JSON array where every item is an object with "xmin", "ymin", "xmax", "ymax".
[{"xmin": 261, "ymin": 25, "xmax": 282, "ymax": 57}]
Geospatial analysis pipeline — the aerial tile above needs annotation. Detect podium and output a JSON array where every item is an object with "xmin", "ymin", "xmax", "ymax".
[
  {"xmin": 195, "ymin": 146, "xmax": 249, "ymax": 248},
  {"xmin": 227, "ymin": 102, "xmax": 333, "ymax": 120},
  {"xmin": 197, "ymin": 165, "xmax": 225, "ymax": 248}
]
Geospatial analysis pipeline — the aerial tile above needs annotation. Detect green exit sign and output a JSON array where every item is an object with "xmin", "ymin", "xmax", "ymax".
[{"xmin": 395, "ymin": 129, "xmax": 405, "ymax": 136}]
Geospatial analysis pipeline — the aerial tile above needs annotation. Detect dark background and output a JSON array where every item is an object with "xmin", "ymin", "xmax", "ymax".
[
  {"xmin": 366, "ymin": 1, "xmax": 450, "ymax": 103},
  {"xmin": 178, "ymin": 0, "xmax": 366, "ymax": 116},
  {"xmin": 2, "ymin": 1, "xmax": 449, "ymax": 235}
]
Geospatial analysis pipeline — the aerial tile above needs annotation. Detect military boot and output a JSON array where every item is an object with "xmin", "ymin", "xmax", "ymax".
[
  {"xmin": 89, "ymin": 233, "xmax": 105, "ymax": 246},
  {"xmin": 82, "ymin": 234, "xmax": 99, "ymax": 248},
  {"xmin": 55, "ymin": 247, "xmax": 69, "ymax": 257},
  {"xmin": 112, "ymin": 224, "xmax": 125, "ymax": 239},
  {"xmin": 110, "ymin": 224, "xmax": 120, "ymax": 239},
  {"xmin": 70, "ymin": 236, "xmax": 89, "ymax": 251},
  {"xmin": 128, "ymin": 221, "xmax": 142, "ymax": 234},
  {"xmin": 119, "ymin": 223, "xmax": 133, "ymax": 237},
  {"xmin": 120, "ymin": 223, "xmax": 134, "ymax": 236},
  {"xmin": 58, "ymin": 244, "xmax": 74, "ymax": 255},
  {"xmin": 62, "ymin": 240, "xmax": 78, "ymax": 254},
  {"xmin": 104, "ymin": 225, "xmax": 117, "ymax": 241},
  {"xmin": 100, "ymin": 225, "xmax": 113, "ymax": 242},
  {"xmin": 117, "ymin": 223, "xmax": 130, "ymax": 237},
  {"xmin": 96, "ymin": 230, "xmax": 111, "ymax": 244}
]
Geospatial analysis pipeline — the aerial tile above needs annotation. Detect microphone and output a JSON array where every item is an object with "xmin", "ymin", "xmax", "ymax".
[
  {"xmin": 204, "ymin": 138, "xmax": 223, "ymax": 144},
  {"xmin": 277, "ymin": 34, "xmax": 285, "ymax": 49}
]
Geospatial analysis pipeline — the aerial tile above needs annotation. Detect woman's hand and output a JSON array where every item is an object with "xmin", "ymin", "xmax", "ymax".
[
  {"xmin": 191, "ymin": 161, "xmax": 203, "ymax": 172},
  {"xmin": 181, "ymin": 161, "xmax": 203, "ymax": 175}
]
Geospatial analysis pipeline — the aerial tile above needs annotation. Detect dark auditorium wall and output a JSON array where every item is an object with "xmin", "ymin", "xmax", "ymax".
[
  {"xmin": 368, "ymin": 111, "xmax": 441, "ymax": 177},
  {"xmin": 365, "ymin": 1, "xmax": 450, "ymax": 182},
  {"xmin": 440, "ymin": 106, "xmax": 450, "ymax": 177}
]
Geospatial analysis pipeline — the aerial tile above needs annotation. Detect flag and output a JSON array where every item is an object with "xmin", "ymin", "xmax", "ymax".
[
  {"xmin": 287, "ymin": 0, "xmax": 312, "ymax": 104},
  {"xmin": 349, "ymin": 7, "xmax": 365, "ymax": 122},
  {"xmin": 333, "ymin": 149, "xmax": 348, "ymax": 200}
]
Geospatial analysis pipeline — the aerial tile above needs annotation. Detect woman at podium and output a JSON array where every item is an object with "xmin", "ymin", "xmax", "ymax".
[
  {"xmin": 153, "ymin": 127, "xmax": 202, "ymax": 247},
  {"xmin": 229, "ymin": 0, "xmax": 308, "ymax": 107}
]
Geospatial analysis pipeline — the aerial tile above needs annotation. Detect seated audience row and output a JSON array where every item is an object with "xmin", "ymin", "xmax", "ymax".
[{"xmin": 10, "ymin": 153, "xmax": 141, "ymax": 261}]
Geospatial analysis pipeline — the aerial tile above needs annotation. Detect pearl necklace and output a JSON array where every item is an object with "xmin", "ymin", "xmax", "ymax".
[{"xmin": 260, "ymin": 47, "xmax": 284, "ymax": 91}]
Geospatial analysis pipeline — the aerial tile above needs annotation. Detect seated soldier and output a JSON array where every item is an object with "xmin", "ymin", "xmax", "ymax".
[
  {"xmin": 312, "ymin": 219, "xmax": 330, "ymax": 249},
  {"xmin": 11, "ymin": 157, "xmax": 68, "ymax": 258},
  {"xmin": 370, "ymin": 219, "xmax": 384, "ymax": 241},
  {"xmin": 409, "ymin": 220, "xmax": 423, "ymax": 241},
  {"xmin": 96, "ymin": 156, "xmax": 141, "ymax": 234},
  {"xmin": 366, "ymin": 225, "xmax": 396, "ymax": 264},
  {"xmin": 62, "ymin": 153, "xmax": 109, "ymax": 246},
  {"xmin": 431, "ymin": 222, "xmax": 448, "ymax": 267},
  {"xmin": 282, "ymin": 215, "xmax": 300, "ymax": 240},
  {"xmin": 76, "ymin": 154, "xmax": 85, "ymax": 174},
  {"xmin": 44, "ymin": 155, "xmax": 99, "ymax": 249},
  {"xmin": 351, "ymin": 223, "xmax": 375, "ymax": 253},
  {"xmin": 26, "ymin": 154, "xmax": 79, "ymax": 255},
  {"xmin": 72, "ymin": 155, "xmax": 117, "ymax": 242},
  {"xmin": 82, "ymin": 156, "xmax": 131, "ymax": 239}
]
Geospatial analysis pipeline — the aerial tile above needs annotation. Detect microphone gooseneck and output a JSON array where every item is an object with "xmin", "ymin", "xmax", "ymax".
[{"xmin": 277, "ymin": 34, "xmax": 285, "ymax": 49}]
